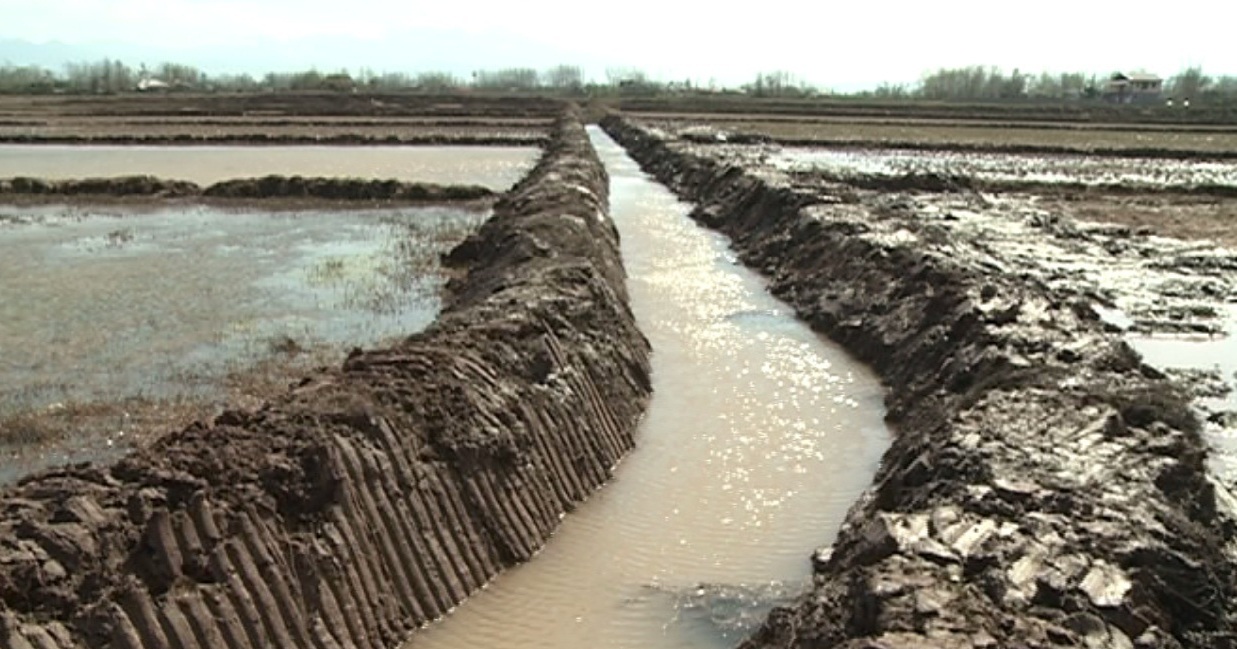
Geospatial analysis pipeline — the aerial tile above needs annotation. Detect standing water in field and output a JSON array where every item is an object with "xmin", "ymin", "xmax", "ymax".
[
  {"xmin": 403, "ymin": 130, "xmax": 889, "ymax": 648},
  {"xmin": 0, "ymin": 145, "xmax": 539, "ymax": 190},
  {"xmin": 0, "ymin": 204, "xmax": 487, "ymax": 481}
]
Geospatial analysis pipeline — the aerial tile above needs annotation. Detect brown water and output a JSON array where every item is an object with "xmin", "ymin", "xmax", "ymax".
[
  {"xmin": 401, "ymin": 130, "xmax": 889, "ymax": 648},
  {"xmin": 0, "ymin": 145, "xmax": 538, "ymax": 190}
]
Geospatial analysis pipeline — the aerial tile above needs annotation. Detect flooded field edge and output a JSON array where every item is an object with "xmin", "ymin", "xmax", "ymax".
[
  {"xmin": 0, "ymin": 202, "xmax": 491, "ymax": 483},
  {"xmin": 0, "ymin": 111, "xmax": 654, "ymax": 648},
  {"xmin": 0, "ymin": 174, "xmax": 497, "ymax": 202},
  {"xmin": 603, "ymin": 115, "xmax": 1237, "ymax": 648}
]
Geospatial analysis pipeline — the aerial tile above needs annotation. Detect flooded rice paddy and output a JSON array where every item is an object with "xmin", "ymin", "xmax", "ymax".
[
  {"xmin": 768, "ymin": 147, "xmax": 1237, "ymax": 188},
  {"xmin": 404, "ymin": 129, "xmax": 890, "ymax": 649},
  {"xmin": 0, "ymin": 145, "xmax": 539, "ymax": 190},
  {"xmin": 0, "ymin": 203, "xmax": 487, "ymax": 480}
]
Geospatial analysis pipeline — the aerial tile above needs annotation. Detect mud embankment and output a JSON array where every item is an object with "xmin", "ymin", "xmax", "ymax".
[
  {"xmin": 0, "ymin": 175, "xmax": 495, "ymax": 202},
  {"xmin": 787, "ymin": 169, "xmax": 1237, "ymax": 200},
  {"xmin": 0, "ymin": 133, "xmax": 551, "ymax": 147},
  {"xmin": 602, "ymin": 115, "xmax": 1237, "ymax": 648},
  {"xmin": 0, "ymin": 111, "xmax": 652, "ymax": 648},
  {"xmin": 681, "ymin": 132, "xmax": 1237, "ymax": 163}
]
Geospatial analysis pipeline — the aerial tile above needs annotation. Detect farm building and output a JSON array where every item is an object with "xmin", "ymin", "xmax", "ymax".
[{"xmin": 1103, "ymin": 72, "xmax": 1163, "ymax": 103}]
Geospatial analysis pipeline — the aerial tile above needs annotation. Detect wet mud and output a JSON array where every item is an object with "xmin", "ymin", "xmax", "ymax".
[
  {"xmin": 0, "ymin": 132, "xmax": 550, "ymax": 147},
  {"xmin": 0, "ymin": 175, "xmax": 494, "ymax": 202},
  {"xmin": 0, "ymin": 93, "xmax": 562, "ymax": 147},
  {"xmin": 0, "ymin": 93, "xmax": 567, "ymax": 119},
  {"xmin": 657, "ymin": 120, "xmax": 1237, "ymax": 162},
  {"xmin": 0, "ymin": 110, "xmax": 652, "ymax": 648},
  {"xmin": 603, "ymin": 115, "xmax": 1237, "ymax": 648}
]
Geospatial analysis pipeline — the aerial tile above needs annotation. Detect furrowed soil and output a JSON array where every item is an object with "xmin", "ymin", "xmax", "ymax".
[
  {"xmin": 644, "ymin": 117, "xmax": 1237, "ymax": 159},
  {"xmin": 0, "ymin": 93, "xmax": 563, "ymax": 145},
  {"xmin": 0, "ymin": 111, "xmax": 655, "ymax": 649},
  {"xmin": 603, "ymin": 114, "xmax": 1237, "ymax": 648}
]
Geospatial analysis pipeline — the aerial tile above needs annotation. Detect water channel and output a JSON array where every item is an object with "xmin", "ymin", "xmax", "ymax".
[{"xmin": 402, "ymin": 129, "xmax": 890, "ymax": 648}]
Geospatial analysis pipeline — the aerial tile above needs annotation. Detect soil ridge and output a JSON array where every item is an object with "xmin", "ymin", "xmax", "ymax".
[
  {"xmin": 602, "ymin": 114, "xmax": 1237, "ymax": 649},
  {"xmin": 0, "ymin": 110, "xmax": 651, "ymax": 648}
]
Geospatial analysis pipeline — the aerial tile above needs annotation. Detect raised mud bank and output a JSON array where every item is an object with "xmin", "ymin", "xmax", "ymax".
[
  {"xmin": 678, "ymin": 132, "xmax": 1237, "ymax": 163},
  {"xmin": 0, "ymin": 134, "xmax": 550, "ymax": 147},
  {"xmin": 602, "ymin": 115, "xmax": 1237, "ymax": 648},
  {"xmin": 787, "ymin": 170, "xmax": 1237, "ymax": 200},
  {"xmin": 0, "ymin": 112, "xmax": 651, "ymax": 648},
  {"xmin": 0, "ymin": 175, "xmax": 495, "ymax": 202}
]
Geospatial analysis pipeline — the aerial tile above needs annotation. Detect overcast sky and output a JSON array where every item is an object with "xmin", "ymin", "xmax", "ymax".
[{"xmin": 1, "ymin": 0, "xmax": 1234, "ymax": 89}]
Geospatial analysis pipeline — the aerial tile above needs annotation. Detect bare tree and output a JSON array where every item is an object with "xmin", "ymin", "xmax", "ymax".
[
  {"xmin": 544, "ymin": 65, "xmax": 583, "ymax": 92},
  {"xmin": 1170, "ymin": 66, "xmax": 1211, "ymax": 100}
]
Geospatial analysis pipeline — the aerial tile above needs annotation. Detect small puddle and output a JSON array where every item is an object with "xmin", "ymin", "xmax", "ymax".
[
  {"xmin": 404, "ymin": 130, "xmax": 889, "ymax": 648},
  {"xmin": 1110, "ymin": 305, "xmax": 1237, "ymax": 478},
  {"xmin": 0, "ymin": 145, "xmax": 539, "ymax": 190}
]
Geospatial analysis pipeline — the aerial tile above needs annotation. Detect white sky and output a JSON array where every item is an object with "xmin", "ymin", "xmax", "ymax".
[{"xmin": 1, "ymin": 0, "xmax": 1234, "ymax": 88}]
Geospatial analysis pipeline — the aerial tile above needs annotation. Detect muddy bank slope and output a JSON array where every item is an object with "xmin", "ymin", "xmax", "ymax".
[
  {"xmin": 0, "ymin": 174, "xmax": 495, "ymax": 202},
  {"xmin": 0, "ymin": 112, "xmax": 651, "ymax": 648},
  {"xmin": 602, "ymin": 115, "xmax": 1237, "ymax": 648}
]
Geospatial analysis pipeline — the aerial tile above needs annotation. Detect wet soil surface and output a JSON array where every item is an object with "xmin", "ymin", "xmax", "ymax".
[
  {"xmin": 0, "ymin": 111, "xmax": 654, "ymax": 649},
  {"xmin": 0, "ymin": 92, "xmax": 567, "ymax": 119},
  {"xmin": 605, "ymin": 115, "xmax": 1237, "ymax": 648},
  {"xmin": 404, "ymin": 127, "xmax": 889, "ymax": 649},
  {"xmin": 645, "ymin": 119, "xmax": 1237, "ymax": 161},
  {"xmin": 0, "ymin": 93, "xmax": 562, "ymax": 145}
]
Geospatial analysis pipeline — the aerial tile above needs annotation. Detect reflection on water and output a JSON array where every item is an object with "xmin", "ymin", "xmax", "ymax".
[
  {"xmin": 1124, "ymin": 306, "xmax": 1237, "ymax": 480},
  {"xmin": 0, "ymin": 203, "xmax": 487, "ymax": 416},
  {"xmin": 404, "ymin": 129, "xmax": 889, "ymax": 649},
  {"xmin": 0, "ymin": 145, "xmax": 539, "ymax": 190}
]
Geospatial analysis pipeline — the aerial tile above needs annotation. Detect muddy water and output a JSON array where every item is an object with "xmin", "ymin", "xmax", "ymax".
[
  {"xmin": 1123, "ymin": 309, "xmax": 1237, "ymax": 478},
  {"xmin": 769, "ymin": 147, "xmax": 1237, "ymax": 187},
  {"xmin": 404, "ymin": 130, "xmax": 888, "ymax": 648},
  {"xmin": 0, "ymin": 204, "xmax": 486, "ymax": 479},
  {"xmin": 0, "ymin": 145, "xmax": 538, "ymax": 190}
]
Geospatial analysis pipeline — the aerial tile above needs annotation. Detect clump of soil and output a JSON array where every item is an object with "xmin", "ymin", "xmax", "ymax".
[{"xmin": 203, "ymin": 175, "xmax": 493, "ymax": 201}]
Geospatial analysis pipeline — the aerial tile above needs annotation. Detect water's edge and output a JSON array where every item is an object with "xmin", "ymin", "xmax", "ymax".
[
  {"xmin": 603, "ymin": 115, "xmax": 1237, "ymax": 648},
  {"xmin": 0, "ymin": 111, "xmax": 652, "ymax": 648},
  {"xmin": 401, "ymin": 127, "xmax": 890, "ymax": 649}
]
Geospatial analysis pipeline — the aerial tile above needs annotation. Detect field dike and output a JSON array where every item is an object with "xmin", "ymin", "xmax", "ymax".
[
  {"xmin": 0, "ymin": 112, "xmax": 652, "ymax": 648},
  {"xmin": 0, "ymin": 175, "xmax": 495, "ymax": 201},
  {"xmin": 601, "ymin": 115, "xmax": 1237, "ymax": 648}
]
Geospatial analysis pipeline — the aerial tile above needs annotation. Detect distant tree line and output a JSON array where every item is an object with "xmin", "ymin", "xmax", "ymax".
[
  {"xmin": 1, "ymin": 58, "xmax": 1235, "ymax": 104},
  {"xmin": 865, "ymin": 65, "xmax": 1237, "ymax": 104},
  {"xmin": 0, "ymin": 59, "xmax": 593, "ymax": 95}
]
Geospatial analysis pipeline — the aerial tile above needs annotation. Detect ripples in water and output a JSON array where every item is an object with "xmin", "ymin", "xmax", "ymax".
[{"xmin": 403, "ymin": 128, "xmax": 889, "ymax": 649}]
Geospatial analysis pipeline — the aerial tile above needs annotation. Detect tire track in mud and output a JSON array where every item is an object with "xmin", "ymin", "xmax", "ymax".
[
  {"xmin": 0, "ymin": 110, "xmax": 652, "ymax": 648},
  {"xmin": 602, "ymin": 114, "xmax": 1237, "ymax": 649}
]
